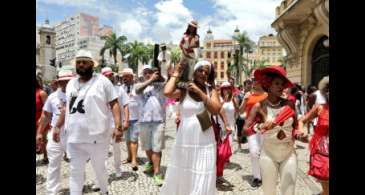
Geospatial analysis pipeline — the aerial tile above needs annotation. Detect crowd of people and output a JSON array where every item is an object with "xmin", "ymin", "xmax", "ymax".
[{"xmin": 36, "ymin": 20, "xmax": 329, "ymax": 195}]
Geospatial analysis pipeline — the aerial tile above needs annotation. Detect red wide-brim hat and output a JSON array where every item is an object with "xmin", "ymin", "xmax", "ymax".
[{"xmin": 254, "ymin": 66, "xmax": 294, "ymax": 89}]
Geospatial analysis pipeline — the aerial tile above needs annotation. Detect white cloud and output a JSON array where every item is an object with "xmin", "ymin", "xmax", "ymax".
[
  {"xmin": 150, "ymin": 0, "xmax": 194, "ymax": 44},
  {"xmin": 37, "ymin": 0, "xmax": 98, "ymax": 7},
  {"xmin": 155, "ymin": 0, "xmax": 192, "ymax": 27},
  {"xmin": 37, "ymin": 0, "xmax": 282, "ymax": 45},
  {"xmin": 118, "ymin": 18, "xmax": 143, "ymax": 41},
  {"xmin": 200, "ymin": 0, "xmax": 281, "ymax": 43}
]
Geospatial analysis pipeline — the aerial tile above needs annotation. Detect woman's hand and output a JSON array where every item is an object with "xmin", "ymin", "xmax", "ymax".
[
  {"xmin": 261, "ymin": 119, "xmax": 276, "ymax": 131},
  {"xmin": 225, "ymin": 126, "xmax": 232, "ymax": 134},
  {"xmin": 187, "ymin": 82, "xmax": 204, "ymax": 96},
  {"xmin": 52, "ymin": 127, "xmax": 61, "ymax": 143}
]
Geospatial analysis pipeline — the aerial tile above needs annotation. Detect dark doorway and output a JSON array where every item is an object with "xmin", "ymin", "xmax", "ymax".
[{"xmin": 311, "ymin": 36, "xmax": 329, "ymax": 86}]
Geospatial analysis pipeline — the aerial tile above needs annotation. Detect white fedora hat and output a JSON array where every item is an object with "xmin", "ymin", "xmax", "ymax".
[
  {"xmin": 120, "ymin": 68, "xmax": 134, "ymax": 77},
  {"xmin": 188, "ymin": 20, "xmax": 198, "ymax": 28},
  {"xmin": 71, "ymin": 49, "xmax": 99, "ymax": 67}
]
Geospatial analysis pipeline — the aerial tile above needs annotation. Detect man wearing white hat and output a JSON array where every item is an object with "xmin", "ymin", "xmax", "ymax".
[
  {"xmin": 120, "ymin": 68, "xmax": 141, "ymax": 171},
  {"xmin": 135, "ymin": 64, "xmax": 166, "ymax": 186},
  {"xmin": 101, "ymin": 67, "xmax": 129, "ymax": 177},
  {"xmin": 64, "ymin": 50, "xmax": 123, "ymax": 195},
  {"xmin": 157, "ymin": 43, "xmax": 172, "ymax": 80},
  {"xmin": 36, "ymin": 70, "xmax": 74, "ymax": 195}
]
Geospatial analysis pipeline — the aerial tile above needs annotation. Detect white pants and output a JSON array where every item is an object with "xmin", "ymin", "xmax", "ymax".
[
  {"xmin": 247, "ymin": 133, "xmax": 263, "ymax": 180},
  {"xmin": 46, "ymin": 137, "xmax": 66, "ymax": 195},
  {"xmin": 260, "ymin": 142, "xmax": 297, "ymax": 195},
  {"xmin": 110, "ymin": 137, "xmax": 121, "ymax": 173},
  {"xmin": 68, "ymin": 142, "xmax": 109, "ymax": 195}
]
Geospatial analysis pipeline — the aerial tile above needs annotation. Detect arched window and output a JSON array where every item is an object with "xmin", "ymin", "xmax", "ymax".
[
  {"xmin": 311, "ymin": 36, "xmax": 329, "ymax": 86},
  {"xmin": 46, "ymin": 35, "xmax": 51, "ymax": 45}
]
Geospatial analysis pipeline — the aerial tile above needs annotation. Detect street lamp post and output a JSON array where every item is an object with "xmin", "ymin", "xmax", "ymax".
[{"xmin": 234, "ymin": 44, "xmax": 240, "ymax": 85}]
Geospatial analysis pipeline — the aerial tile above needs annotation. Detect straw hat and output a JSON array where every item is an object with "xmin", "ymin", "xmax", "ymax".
[
  {"xmin": 71, "ymin": 50, "xmax": 99, "ymax": 67},
  {"xmin": 57, "ymin": 70, "xmax": 74, "ymax": 81}
]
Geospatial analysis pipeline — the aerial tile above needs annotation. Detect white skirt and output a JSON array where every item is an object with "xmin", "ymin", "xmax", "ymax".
[{"xmin": 160, "ymin": 115, "xmax": 217, "ymax": 195}]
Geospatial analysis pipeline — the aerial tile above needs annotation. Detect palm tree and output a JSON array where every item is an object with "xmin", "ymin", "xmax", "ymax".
[
  {"xmin": 242, "ymin": 59, "xmax": 267, "ymax": 79},
  {"xmin": 100, "ymin": 33, "xmax": 127, "ymax": 66},
  {"xmin": 232, "ymin": 31, "xmax": 254, "ymax": 84},
  {"xmin": 141, "ymin": 44, "xmax": 154, "ymax": 65},
  {"xmin": 171, "ymin": 47, "xmax": 181, "ymax": 66},
  {"xmin": 127, "ymin": 41, "xmax": 145, "ymax": 73}
]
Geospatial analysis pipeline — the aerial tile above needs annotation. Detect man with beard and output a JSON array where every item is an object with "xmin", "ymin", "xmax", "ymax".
[{"xmin": 64, "ymin": 50, "xmax": 122, "ymax": 195}]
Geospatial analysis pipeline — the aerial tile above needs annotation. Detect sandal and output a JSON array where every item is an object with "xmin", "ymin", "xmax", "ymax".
[{"xmin": 122, "ymin": 159, "xmax": 131, "ymax": 164}]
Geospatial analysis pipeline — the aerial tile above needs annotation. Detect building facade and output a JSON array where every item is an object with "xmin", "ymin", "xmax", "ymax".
[
  {"xmin": 77, "ymin": 36, "xmax": 110, "ymax": 64},
  {"xmin": 37, "ymin": 19, "xmax": 57, "ymax": 82},
  {"xmin": 202, "ymin": 29, "xmax": 234, "ymax": 84},
  {"xmin": 272, "ymin": 0, "xmax": 329, "ymax": 86},
  {"xmin": 98, "ymin": 25, "xmax": 113, "ymax": 37},
  {"xmin": 257, "ymin": 34, "xmax": 286, "ymax": 66},
  {"xmin": 55, "ymin": 13, "xmax": 100, "ymax": 66}
]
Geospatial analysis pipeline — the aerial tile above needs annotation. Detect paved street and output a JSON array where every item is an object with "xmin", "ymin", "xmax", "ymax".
[{"xmin": 36, "ymin": 116, "xmax": 322, "ymax": 195}]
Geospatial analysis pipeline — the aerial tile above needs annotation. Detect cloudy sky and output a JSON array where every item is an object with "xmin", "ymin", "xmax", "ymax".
[{"xmin": 36, "ymin": 0, "xmax": 281, "ymax": 44}]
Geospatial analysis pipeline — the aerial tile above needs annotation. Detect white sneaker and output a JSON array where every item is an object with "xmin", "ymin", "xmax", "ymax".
[
  {"xmin": 115, "ymin": 171, "xmax": 123, "ymax": 178},
  {"xmin": 91, "ymin": 183, "xmax": 100, "ymax": 192}
]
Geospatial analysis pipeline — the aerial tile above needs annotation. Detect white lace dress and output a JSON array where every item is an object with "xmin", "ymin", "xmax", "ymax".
[{"xmin": 160, "ymin": 93, "xmax": 217, "ymax": 195}]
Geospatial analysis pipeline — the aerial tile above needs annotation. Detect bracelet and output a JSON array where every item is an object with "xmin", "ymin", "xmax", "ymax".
[{"xmin": 171, "ymin": 73, "xmax": 180, "ymax": 78}]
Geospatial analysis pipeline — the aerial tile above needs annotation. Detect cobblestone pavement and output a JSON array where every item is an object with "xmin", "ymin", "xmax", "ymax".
[{"xmin": 36, "ymin": 116, "xmax": 322, "ymax": 195}]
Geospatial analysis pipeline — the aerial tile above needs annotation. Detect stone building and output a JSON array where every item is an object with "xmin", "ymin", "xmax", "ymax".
[
  {"xmin": 202, "ymin": 28, "xmax": 234, "ymax": 84},
  {"xmin": 272, "ymin": 0, "xmax": 329, "ymax": 86},
  {"xmin": 257, "ymin": 34, "xmax": 286, "ymax": 66}
]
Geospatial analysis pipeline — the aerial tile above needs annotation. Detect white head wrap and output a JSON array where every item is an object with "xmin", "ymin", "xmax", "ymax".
[{"xmin": 194, "ymin": 60, "xmax": 211, "ymax": 73}]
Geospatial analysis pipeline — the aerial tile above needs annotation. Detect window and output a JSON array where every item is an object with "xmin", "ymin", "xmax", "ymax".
[
  {"xmin": 228, "ymin": 52, "xmax": 231, "ymax": 58},
  {"xmin": 46, "ymin": 35, "xmax": 51, "ymax": 45},
  {"xmin": 206, "ymin": 43, "xmax": 211, "ymax": 48},
  {"xmin": 220, "ymin": 72, "xmax": 224, "ymax": 78},
  {"xmin": 214, "ymin": 52, "xmax": 218, "ymax": 58},
  {"xmin": 206, "ymin": 52, "xmax": 211, "ymax": 58},
  {"xmin": 221, "ymin": 61, "xmax": 224, "ymax": 69},
  {"xmin": 214, "ymin": 61, "xmax": 218, "ymax": 67},
  {"xmin": 221, "ymin": 52, "xmax": 224, "ymax": 58}
]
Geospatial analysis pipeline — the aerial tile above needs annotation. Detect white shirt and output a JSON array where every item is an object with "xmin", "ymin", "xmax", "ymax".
[
  {"xmin": 157, "ymin": 50, "xmax": 171, "ymax": 79},
  {"xmin": 137, "ymin": 82, "xmax": 166, "ymax": 123},
  {"xmin": 122, "ymin": 84, "xmax": 140, "ymax": 121},
  {"xmin": 43, "ymin": 89, "xmax": 67, "ymax": 140},
  {"xmin": 218, "ymin": 99, "xmax": 236, "ymax": 130},
  {"xmin": 65, "ymin": 74, "xmax": 118, "ymax": 143},
  {"xmin": 108, "ymin": 85, "xmax": 129, "ymax": 129}
]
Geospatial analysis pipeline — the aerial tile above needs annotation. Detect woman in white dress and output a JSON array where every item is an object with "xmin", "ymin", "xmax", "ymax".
[
  {"xmin": 217, "ymin": 81, "xmax": 238, "ymax": 149},
  {"xmin": 161, "ymin": 60, "xmax": 222, "ymax": 195}
]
